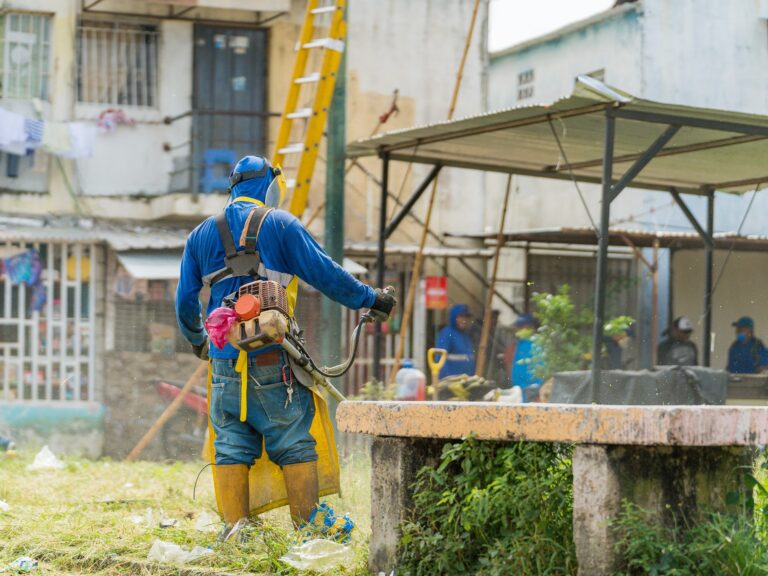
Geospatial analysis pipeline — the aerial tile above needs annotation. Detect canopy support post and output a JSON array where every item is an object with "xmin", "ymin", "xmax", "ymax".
[
  {"xmin": 591, "ymin": 112, "xmax": 616, "ymax": 399},
  {"xmin": 670, "ymin": 187, "xmax": 715, "ymax": 366},
  {"xmin": 703, "ymin": 190, "xmax": 715, "ymax": 366},
  {"xmin": 373, "ymin": 152, "xmax": 390, "ymax": 382}
]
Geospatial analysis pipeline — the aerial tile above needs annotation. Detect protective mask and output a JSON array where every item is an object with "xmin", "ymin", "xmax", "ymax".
[
  {"xmin": 737, "ymin": 332, "xmax": 748, "ymax": 343},
  {"xmin": 264, "ymin": 165, "xmax": 287, "ymax": 208}
]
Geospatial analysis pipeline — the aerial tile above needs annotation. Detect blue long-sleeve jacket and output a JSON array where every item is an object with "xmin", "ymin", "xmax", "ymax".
[
  {"xmin": 176, "ymin": 199, "xmax": 376, "ymax": 359},
  {"xmin": 435, "ymin": 304, "xmax": 476, "ymax": 378}
]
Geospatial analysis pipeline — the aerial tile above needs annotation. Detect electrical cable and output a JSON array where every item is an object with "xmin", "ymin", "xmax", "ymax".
[
  {"xmin": 290, "ymin": 315, "xmax": 369, "ymax": 378},
  {"xmin": 709, "ymin": 181, "xmax": 761, "ymax": 300},
  {"xmin": 546, "ymin": 116, "xmax": 599, "ymax": 234}
]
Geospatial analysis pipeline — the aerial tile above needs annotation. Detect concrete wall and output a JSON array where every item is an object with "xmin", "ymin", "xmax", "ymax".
[{"xmin": 671, "ymin": 249, "xmax": 768, "ymax": 369}]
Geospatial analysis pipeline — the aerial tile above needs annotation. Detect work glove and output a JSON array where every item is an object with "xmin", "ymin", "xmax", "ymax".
[
  {"xmin": 192, "ymin": 339, "xmax": 209, "ymax": 361},
  {"xmin": 369, "ymin": 287, "xmax": 396, "ymax": 321}
]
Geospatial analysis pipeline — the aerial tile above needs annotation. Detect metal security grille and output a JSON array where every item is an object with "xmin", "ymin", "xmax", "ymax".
[
  {"xmin": 0, "ymin": 242, "xmax": 98, "ymax": 402},
  {"xmin": 77, "ymin": 19, "xmax": 159, "ymax": 107},
  {"xmin": 113, "ymin": 299, "xmax": 187, "ymax": 354},
  {"xmin": 0, "ymin": 13, "xmax": 52, "ymax": 99}
]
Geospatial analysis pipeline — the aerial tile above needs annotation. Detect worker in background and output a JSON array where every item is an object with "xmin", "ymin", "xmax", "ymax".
[
  {"xmin": 727, "ymin": 316, "xmax": 768, "ymax": 374},
  {"xmin": 510, "ymin": 314, "xmax": 543, "ymax": 401},
  {"xmin": 436, "ymin": 304, "xmax": 476, "ymax": 378},
  {"xmin": 657, "ymin": 316, "xmax": 698, "ymax": 366},
  {"xmin": 175, "ymin": 156, "xmax": 395, "ymax": 536}
]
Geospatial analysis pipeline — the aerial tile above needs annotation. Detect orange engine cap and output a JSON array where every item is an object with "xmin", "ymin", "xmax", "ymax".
[{"xmin": 235, "ymin": 293, "xmax": 261, "ymax": 321}]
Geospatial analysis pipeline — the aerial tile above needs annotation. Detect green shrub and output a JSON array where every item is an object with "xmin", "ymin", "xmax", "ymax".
[
  {"xmin": 398, "ymin": 437, "xmax": 576, "ymax": 576},
  {"xmin": 612, "ymin": 501, "xmax": 768, "ymax": 576}
]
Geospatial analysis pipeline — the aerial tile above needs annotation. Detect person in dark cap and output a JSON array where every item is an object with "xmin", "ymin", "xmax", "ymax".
[
  {"xmin": 657, "ymin": 316, "xmax": 698, "ymax": 366},
  {"xmin": 726, "ymin": 316, "xmax": 768, "ymax": 374}
]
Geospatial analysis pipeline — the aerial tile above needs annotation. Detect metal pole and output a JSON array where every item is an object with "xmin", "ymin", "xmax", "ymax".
[
  {"xmin": 651, "ymin": 238, "xmax": 660, "ymax": 367},
  {"xmin": 703, "ymin": 191, "xmax": 715, "ymax": 366},
  {"xmin": 591, "ymin": 112, "xmax": 615, "ymax": 397},
  {"xmin": 373, "ymin": 153, "xmax": 389, "ymax": 381},
  {"xmin": 321, "ymin": 47, "xmax": 346, "ymax": 373}
]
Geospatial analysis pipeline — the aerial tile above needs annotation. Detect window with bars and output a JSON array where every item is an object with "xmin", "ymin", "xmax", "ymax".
[
  {"xmin": 76, "ymin": 19, "xmax": 159, "ymax": 108},
  {"xmin": 0, "ymin": 13, "xmax": 52, "ymax": 100},
  {"xmin": 517, "ymin": 68, "xmax": 534, "ymax": 101}
]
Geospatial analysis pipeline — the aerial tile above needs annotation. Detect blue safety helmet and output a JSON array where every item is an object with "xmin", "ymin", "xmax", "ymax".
[{"xmin": 229, "ymin": 155, "xmax": 285, "ymax": 206}]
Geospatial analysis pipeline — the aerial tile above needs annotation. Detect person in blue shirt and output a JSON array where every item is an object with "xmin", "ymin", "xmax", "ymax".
[
  {"xmin": 435, "ymin": 304, "xmax": 476, "ymax": 378},
  {"xmin": 175, "ymin": 155, "xmax": 394, "ymax": 532},
  {"xmin": 726, "ymin": 316, "xmax": 768, "ymax": 374},
  {"xmin": 510, "ymin": 314, "xmax": 544, "ymax": 400}
]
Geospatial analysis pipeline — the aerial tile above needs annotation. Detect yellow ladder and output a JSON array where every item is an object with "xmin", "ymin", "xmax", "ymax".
[{"xmin": 272, "ymin": 0, "xmax": 346, "ymax": 218}]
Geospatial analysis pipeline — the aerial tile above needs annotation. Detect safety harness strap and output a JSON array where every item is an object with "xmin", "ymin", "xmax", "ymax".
[{"xmin": 202, "ymin": 207, "xmax": 273, "ymax": 287}]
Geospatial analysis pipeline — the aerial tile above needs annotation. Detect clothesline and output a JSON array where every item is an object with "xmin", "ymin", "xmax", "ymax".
[{"xmin": 0, "ymin": 107, "xmax": 98, "ymax": 160}]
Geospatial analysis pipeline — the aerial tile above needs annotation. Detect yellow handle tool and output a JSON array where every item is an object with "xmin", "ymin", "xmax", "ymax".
[{"xmin": 427, "ymin": 348, "xmax": 448, "ymax": 401}]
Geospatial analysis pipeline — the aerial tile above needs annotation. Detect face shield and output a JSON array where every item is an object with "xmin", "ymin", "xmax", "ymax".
[{"xmin": 264, "ymin": 165, "xmax": 287, "ymax": 208}]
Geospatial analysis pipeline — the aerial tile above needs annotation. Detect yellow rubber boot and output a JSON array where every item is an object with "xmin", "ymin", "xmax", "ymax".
[
  {"xmin": 215, "ymin": 463, "xmax": 251, "ymax": 525},
  {"xmin": 283, "ymin": 461, "xmax": 319, "ymax": 525}
]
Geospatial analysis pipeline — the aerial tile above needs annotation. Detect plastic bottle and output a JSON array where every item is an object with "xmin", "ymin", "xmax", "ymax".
[{"xmin": 395, "ymin": 360, "xmax": 427, "ymax": 401}]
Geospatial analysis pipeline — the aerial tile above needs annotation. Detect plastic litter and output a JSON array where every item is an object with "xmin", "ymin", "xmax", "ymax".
[
  {"xmin": 147, "ymin": 540, "xmax": 212, "ymax": 565},
  {"xmin": 204, "ymin": 307, "xmax": 238, "ymax": 349},
  {"xmin": 0, "ymin": 500, "xmax": 10, "ymax": 512},
  {"xmin": 159, "ymin": 516, "xmax": 178, "ymax": 529},
  {"xmin": 1, "ymin": 557, "xmax": 38, "ymax": 573},
  {"xmin": 280, "ymin": 540, "xmax": 354, "ymax": 572},
  {"xmin": 26, "ymin": 446, "xmax": 64, "ymax": 471},
  {"xmin": 194, "ymin": 511, "xmax": 220, "ymax": 533},
  {"xmin": 301, "ymin": 502, "xmax": 355, "ymax": 543}
]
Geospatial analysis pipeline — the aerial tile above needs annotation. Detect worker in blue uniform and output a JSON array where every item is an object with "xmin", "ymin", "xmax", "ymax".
[
  {"xmin": 727, "ymin": 316, "xmax": 768, "ymax": 374},
  {"xmin": 175, "ymin": 155, "xmax": 395, "ymax": 533},
  {"xmin": 435, "ymin": 304, "xmax": 476, "ymax": 378}
]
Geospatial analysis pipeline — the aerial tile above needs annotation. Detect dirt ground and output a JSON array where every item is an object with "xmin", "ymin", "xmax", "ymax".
[{"xmin": 0, "ymin": 445, "xmax": 371, "ymax": 575}]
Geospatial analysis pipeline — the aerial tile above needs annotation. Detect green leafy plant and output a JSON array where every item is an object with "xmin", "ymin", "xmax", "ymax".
[
  {"xmin": 528, "ymin": 285, "xmax": 634, "ymax": 380},
  {"xmin": 612, "ymin": 501, "xmax": 768, "ymax": 576},
  {"xmin": 398, "ymin": 437, "xmax": 576, "ymax": 576}
]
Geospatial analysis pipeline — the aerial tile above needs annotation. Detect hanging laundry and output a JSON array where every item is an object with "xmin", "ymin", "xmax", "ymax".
[
  {"xmin": 4, "ymin": 249, "xmax": 43, "ymax": 285},
  {"xmin": 0, "ymin": 108, "xmax": 25, "ymax": 148},
  {"xmin": 41, "ymin": 122, "xmax": 72, "ymax": 156},
  {"xmin": 24, "ymin": 118, "xmax": 44, "ymax": 148},
  {"xmin": 61, "ymin": 123, "xmax": 98, "ymax": 159},
  {"xmin": 97, "ymin": 109, "xmax": 136, "ymax": 133},
  {"xmin": 30, "ymin": 283, "xmax": 47, "ymax": 313}
]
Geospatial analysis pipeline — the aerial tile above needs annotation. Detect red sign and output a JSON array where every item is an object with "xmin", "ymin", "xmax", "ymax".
[{"xmin": 425, "ymin": 276, "xmax": 448, "ymax": 310}]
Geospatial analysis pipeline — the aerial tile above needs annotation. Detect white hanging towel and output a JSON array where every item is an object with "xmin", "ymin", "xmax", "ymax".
[
  {"xmin": 0, "ymin": 108, "xmax": 26, "ymax": 148},
  {"xmin": 61, "ymin": 123, "xmax": 98, "ymax": 159}
]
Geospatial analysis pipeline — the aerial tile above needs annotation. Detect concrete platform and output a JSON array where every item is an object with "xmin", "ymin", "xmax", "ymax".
[{"xmin": 338, "ymin": 401, "xmax": 764, "ymax": 575}]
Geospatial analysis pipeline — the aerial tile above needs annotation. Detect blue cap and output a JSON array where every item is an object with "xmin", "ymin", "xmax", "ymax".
[
  {"xmin": 733, "ymin": 316, "xmax": 755, "ymax": 329},
  {"xmin": 513, "ymin": 314, "xmax": 537, "ymax": 328},
  {"xmin": 401, "ymin": 359, "xmax": 414, "ymax": 368}
]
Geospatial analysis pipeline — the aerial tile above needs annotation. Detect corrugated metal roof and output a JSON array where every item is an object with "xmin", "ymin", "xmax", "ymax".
[
  {"xmin": 348, "ymin": 77, "xmax": 768, "ymax": 194},
  {"xmin": 448, "ymin": 226, "xmax": 768, "ymax": 252},
  {"xmin": 0, "ymin": 218, "xmax": 188, "ymax": 251},
  {"xmin": 345, "ymin": 242, "xmax": 493, "ymax": 258}
]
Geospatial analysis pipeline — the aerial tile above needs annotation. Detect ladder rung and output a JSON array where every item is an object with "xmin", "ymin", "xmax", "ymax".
[
  {"xmin": 295, "ymin": 72, "xmax": 321, "ymax": 84},
  {"xmin": 279, "ymin": 143, "xmax": 305, "ymax": 155},
  {"xmin": 287, "ymin": 108, "xmax": 313, "ymax": 119},
  {"xmin": 303, "ymin": 38, "xmax": 345, "ymax": 52},
  {"xmin": 310, "ymin": 5, "xmax": 338, "ymax": 14}
]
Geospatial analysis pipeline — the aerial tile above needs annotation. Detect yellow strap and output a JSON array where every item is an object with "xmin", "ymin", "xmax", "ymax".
[
  {"xmin": 235, "ymin": 350, "xmax": 248, "ymax": 422},
  {"xmin": 233, "ymin": 196, "xmax": 265, "ymax": 206}
]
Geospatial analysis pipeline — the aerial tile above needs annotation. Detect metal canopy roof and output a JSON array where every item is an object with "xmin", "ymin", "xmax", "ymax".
[
  {"xmin": 347, "ymin": 77, "xmax": 768, "ymax": 195},
  {"xmin": 447, "ymin": 227, "xmax": 768, "ymax": 252}
]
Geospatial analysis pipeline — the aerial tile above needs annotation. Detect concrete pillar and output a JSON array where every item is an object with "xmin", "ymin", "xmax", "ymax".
[
  {"xmin": 573, "ymin": 444, "xmax": 754, "ymax": 575},
  {"xmin": 369, "ymin": 437, "xmax": 443, "ymax": 574}
]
